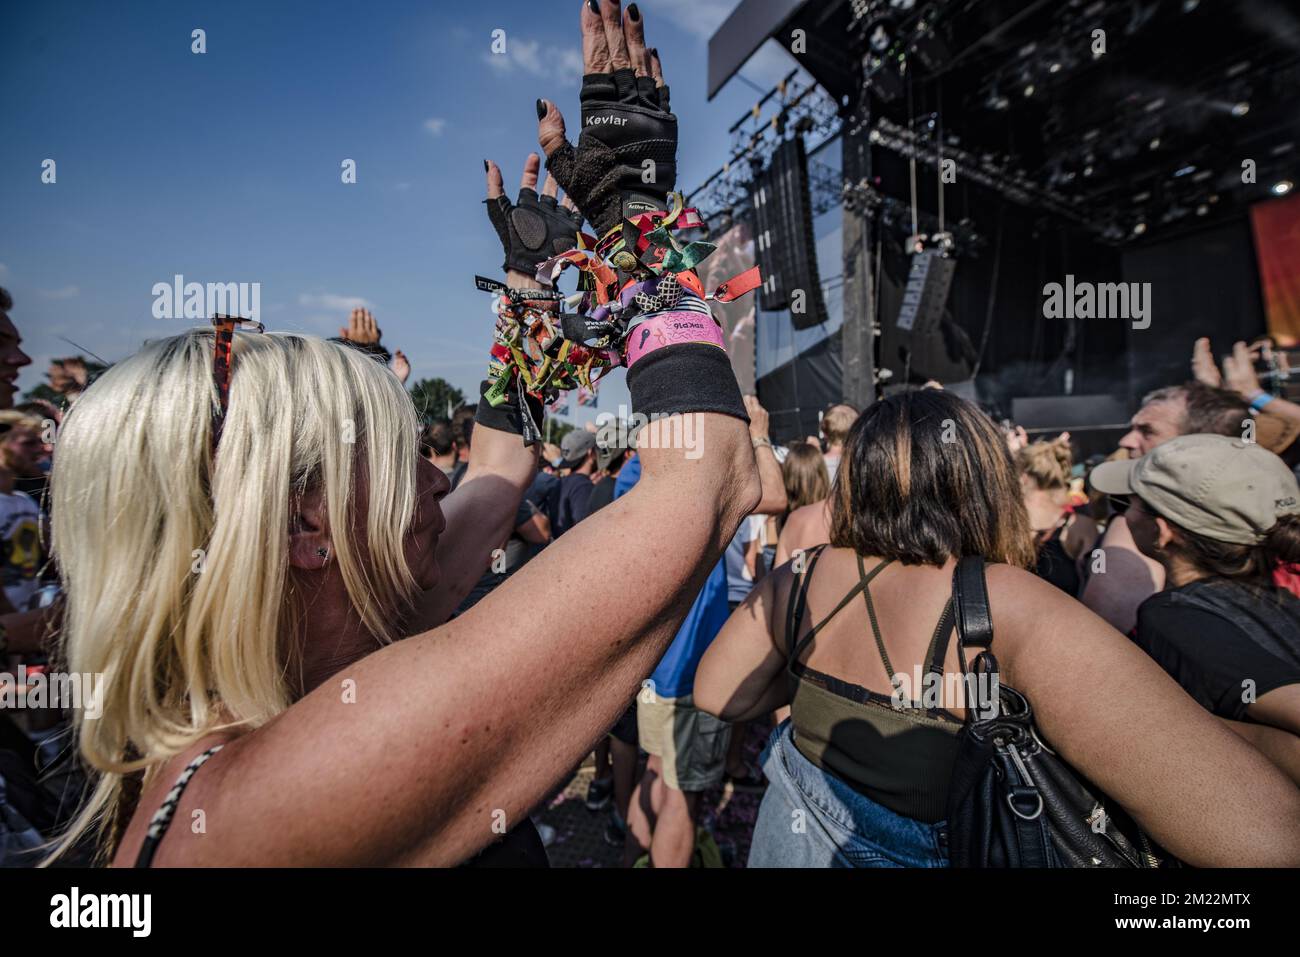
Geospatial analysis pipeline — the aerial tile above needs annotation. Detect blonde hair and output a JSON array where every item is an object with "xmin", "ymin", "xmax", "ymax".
[
  {"xmin": 1017, "ymin": 438, "xmax": 1073, "ymax": 493},
  {"xmin": 0, "ymin": 410, "xmax": 43, "ymax": 430},
  {"xmin": 48, "ymin": 330, "xmax": 421, "ymax": 861},
  {"xmin": 821, "ymin": 404, "xmax": 859, "ymax": 447}
]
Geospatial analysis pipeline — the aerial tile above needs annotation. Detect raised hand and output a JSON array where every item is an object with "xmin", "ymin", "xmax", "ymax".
[
  {"xmin": 1191, "ymin": 337, "xmax": 1223, "ymax": 388},
  {"xmin": 392, "ymin": 349, "xmax": 411, "ymax": 385},
  {"xmin": 484, "ymin": 153, "xmax": 583, "ymax": 282},
  {"xmin": 538, "ymin": 0, "xmax": 676, "ymax": 236},
  {"xmin": 1223, "ymin": 340, "xmax": 1263, "ymax": 396},
  {"xmin": 340, "ymin": 307, "xmax": 381, "ymax": 346}
]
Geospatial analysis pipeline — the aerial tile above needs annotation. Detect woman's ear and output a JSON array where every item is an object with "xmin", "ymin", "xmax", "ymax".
[
  {"xmin": 1154, "ymin": 516, "xmax": 1178, "ymax": 552},
  {"xmin": 288, "ymin": 485, "xmax": 333, "ymax": 570}
]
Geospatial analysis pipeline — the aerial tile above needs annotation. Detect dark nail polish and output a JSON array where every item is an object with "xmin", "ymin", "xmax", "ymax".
[
  {"xmin": 483, "ymin": 159, "xmax": 489, "ymax": 172},
  {"xmin": 628, "ymin": 3, "xmax": 639, "ymax": 20},
  {"xmin": 536, "ymin": 99, "xmax": 547, "ymax": 120},
  {"xmin": 587, "ymin": 0, "xmax": 600, "ymax": 13}
]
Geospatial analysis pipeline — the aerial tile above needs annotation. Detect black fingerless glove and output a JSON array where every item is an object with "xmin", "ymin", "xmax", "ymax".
[
  {"xmin": 485, "ymin": 187, "xmax": 584, "ymax": 277},
  {"xmin": 546, "ymin": 69, "xmax": 677, "ymax": 236}
]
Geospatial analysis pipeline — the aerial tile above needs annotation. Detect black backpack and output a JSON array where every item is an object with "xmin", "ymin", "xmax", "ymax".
[{"xmin": 944, "ymin": 556, "xmax": 1172, "ymax": 868}]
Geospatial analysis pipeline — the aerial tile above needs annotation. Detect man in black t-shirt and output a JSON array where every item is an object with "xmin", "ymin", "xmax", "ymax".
[
  {"xmin": 585, "ymin": 433, "xmax": 628, "ymax": 517},
  {"xmin": 554, "ymin": 429, "xmax": 597, "ymax": 536}
]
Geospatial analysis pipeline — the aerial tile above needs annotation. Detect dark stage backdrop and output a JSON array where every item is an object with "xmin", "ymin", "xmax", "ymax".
[
  {"xmin": 1121, "ymin": 218, "xmax": 1267, "ymax": 401},
  {"xmin": 869, "ymin": 149, "xmax": 1128, "ymax": 419}
]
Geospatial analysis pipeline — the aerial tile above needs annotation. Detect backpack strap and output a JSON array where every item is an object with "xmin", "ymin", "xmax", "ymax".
[{"xmin": 952, "ymin": 556, "xmax": 993, "ymax": 675}]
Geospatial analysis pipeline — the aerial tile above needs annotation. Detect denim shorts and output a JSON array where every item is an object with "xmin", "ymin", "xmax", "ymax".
[{"xmin": 748, "ymin": 721, "xmax": 950, "ymax": 868}]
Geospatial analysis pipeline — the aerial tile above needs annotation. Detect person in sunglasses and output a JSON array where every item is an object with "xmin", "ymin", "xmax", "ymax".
[
  {"xmin": 1090, "ymin": 435, "xmax": 1300, "ymax": 782},
  {"xmin": 46, "ymin": 1, "xmax": 763, "ymax": 867}
]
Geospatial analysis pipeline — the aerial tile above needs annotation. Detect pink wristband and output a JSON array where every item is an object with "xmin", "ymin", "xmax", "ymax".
[{"xmin": 624, "ymin": 311, "xmax": 726, "ymax": 368}]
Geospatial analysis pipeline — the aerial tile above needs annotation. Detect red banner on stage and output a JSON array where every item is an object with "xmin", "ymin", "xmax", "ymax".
[{"xmin": 1250, "ymin": 192, "xmax": 1300, "ymax": 345}]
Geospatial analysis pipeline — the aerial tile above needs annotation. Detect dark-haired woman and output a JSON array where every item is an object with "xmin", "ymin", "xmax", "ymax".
[
  {"xmin": 694, "ymin": 391, "xmax": 1300, "ymax": 867},
  {"xmin": 1090, "ymin": 434, "xmax": 1300, "ymax": 782}
]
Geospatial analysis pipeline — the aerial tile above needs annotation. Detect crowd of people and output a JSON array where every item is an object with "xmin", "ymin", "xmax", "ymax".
[{"xmin": 2, "ymin": 1, "xmax": 1299, "ymax": 869}]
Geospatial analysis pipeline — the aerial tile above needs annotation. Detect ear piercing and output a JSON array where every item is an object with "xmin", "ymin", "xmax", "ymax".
[{"xmin": 316, "ymin": 547, "xmax": 329, "ymax": 559}]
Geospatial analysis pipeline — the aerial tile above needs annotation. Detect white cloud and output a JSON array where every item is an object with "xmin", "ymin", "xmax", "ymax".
[
  {"xmin": 423, "ymin": 117, "xmax": 446, "ymax": 136},
  {"xmin": 648, "ymin": 0, "xmax": 733, "ymax": 41},
  {"xmin": 482, "ymin": 39, "xmax": 583, "ymax": 81},
  {"xmin": 39, "ymin": 285, "xmax": 79, "ymax": 300},
  {"xmin": 297, "ymin": 293, "xmax": 372, "ymax": 312}
]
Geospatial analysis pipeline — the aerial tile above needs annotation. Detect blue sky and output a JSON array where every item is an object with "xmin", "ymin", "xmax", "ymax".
[{"xmin": 2, "ymin": 0, "xmax": 800, "ymax": 425}]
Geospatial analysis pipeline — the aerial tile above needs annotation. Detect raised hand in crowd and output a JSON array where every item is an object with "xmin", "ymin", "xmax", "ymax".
[
  {"xmin": 484, "ymin": 154, "xmax": 582, "ymax": 288},
  {"xmin": 537, "ymin": 0, "xmax": 674, "ymax": 235},
  {"xmin": 1192, "ymin": 336, "xmax": 1300, "ymax": 453},
  {"xmin": 745, "ymin": 395, "xmax": 787, "ymax": 517},
  {"xmin": 339, "ymin": 307, "xmax": 381, "ymax": 345},
  {"xmin": 391, "ymin": 349, "xmax": 410, "ymax": 386}
]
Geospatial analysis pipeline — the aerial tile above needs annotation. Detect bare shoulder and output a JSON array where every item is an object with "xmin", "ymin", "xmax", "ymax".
[
  {"xmin": 784, "ymin": 501, "xmax": 831, "ymax": 547},
  {"xmin": 111, "ymin": 731, "xmax": 242, "ymax": 867},
  {"xmin": 984, "ymin": 562, "xmax": 1110, "ymax": 640}
]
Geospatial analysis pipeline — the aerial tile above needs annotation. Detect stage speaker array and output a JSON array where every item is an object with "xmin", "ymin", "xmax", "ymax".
[
  {"xmin": 895, "ymin": 249, "xmax": 957, "ymax": 336},
  {"xmin": 750, "ymin": 136, "xmax": 828, "ymax": 330}
]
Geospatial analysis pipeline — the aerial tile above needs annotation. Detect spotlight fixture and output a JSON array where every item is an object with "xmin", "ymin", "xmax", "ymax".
[
  {"xmin": 1133, "ymin": 222, "xmax": 1148, "ymax": 235},
  {"xmin": 1274, "ymin": 180, "xmax": 1295, "ymax": 196},
  {"xmin": 1196, "ymin": 204, "xmax": 1209, "ymax": 216},
  {"xmin": 1231, "ymin": 101, "xmax": 1250, "ymax": 117}
]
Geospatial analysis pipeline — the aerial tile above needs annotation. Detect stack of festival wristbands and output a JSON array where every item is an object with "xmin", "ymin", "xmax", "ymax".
[{"xmin": 476, "ymin": 192, "xmax": 762, "ymax": 420}]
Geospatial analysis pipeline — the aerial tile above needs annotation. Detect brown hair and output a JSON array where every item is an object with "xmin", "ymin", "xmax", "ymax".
[
  {"xmin": 1143, "ymin": 382, "xmax": 1248, "ymax": 438},
  {"xmin": 782, "ymin": 443, "xmax": 830, "ymax": 511},
  {"xmin": 830, "ymin": 391, "xmax": 1036, "ymax": 568},
  {"xmin": 1166, "ymin": 513, "xmax": 1300, "ymax": 589}
]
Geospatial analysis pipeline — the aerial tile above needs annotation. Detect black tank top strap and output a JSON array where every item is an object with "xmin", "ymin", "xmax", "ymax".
[
  {"xmin": 785, "ymin": 544, "xmax": 826, "ymax": 661},
  {"xmin": 789, "ymin": 550, "xmax": 893, "ymax": 665},
  {"xmin": 856, "ymin": 553, "xmax": 897, "ymax": 679},
  {"xmin": 133, "ymin": 744, "xmax": 224, "ymax": 868}
]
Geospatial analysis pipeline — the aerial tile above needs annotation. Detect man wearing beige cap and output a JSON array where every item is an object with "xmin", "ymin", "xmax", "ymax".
[{"xmin": 1090, "ymin": 435, "xmax": 1300, "ymax": 779}]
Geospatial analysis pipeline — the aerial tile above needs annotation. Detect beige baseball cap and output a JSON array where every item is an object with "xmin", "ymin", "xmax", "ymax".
[{"xmin": 1089, "ymin": 434, "xmax": 1300, "ymax": 545}]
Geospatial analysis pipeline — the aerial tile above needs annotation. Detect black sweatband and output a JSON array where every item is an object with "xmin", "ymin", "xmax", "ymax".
[
  {"xmin": 474, "ymin": 379, "xmax": 545, "ymax": 444},
  {"xmin": 626, "ymin": 344, "xmax": 747, "ymax": 422}
]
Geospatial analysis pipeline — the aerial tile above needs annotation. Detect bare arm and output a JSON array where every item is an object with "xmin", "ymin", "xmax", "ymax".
[
  {"xmin": 515, "ymin": 509, "xmax": 550, "ymax": 546},
  {"xmin": 1078, "ymin": 514, "xmax": 1164, "ymax": 634},
  {"xmin": 1223, "ymin": 719, "xmax": 1300, "ymax": 786},
  {"xmin": 744, "ymin": 534, "xmax": 762, "ymax": 581},
  {"xmin": 1246, "ymin": 684, "xmax": 1300, "ymax": 735},
  {"xmin": 992, "ymin": 565, "xmax": 1300, "ymax": 866},
  {"xmin": 412, "ymin": 158, "xmax": 549, "ymax": 626},
  {"xmin": 744, "ymin": 396, "xmax": 787, "ymax": 516},
  {"xmin": 696, "ymin": 568, "xmax": 793, "ymax": 722},
  {"xmin": 163, "ymin": 414, "xmax": 759, "ymax": 865},
  {"xmin": 417, "ymin": 421, "xmax": 537, "ymax": 625}
]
